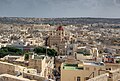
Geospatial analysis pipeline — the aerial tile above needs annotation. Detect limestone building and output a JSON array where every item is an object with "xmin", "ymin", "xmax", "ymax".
[
  {"xmin": 47, "ymin": 26, "xmax": 69, "ymax": 55},
  {"xmin": 29, "ymin": 54, "xmax": 54, "ymax": 78},
  {"xmin": 61, "ymin": 57, "xmax": 105, "ymax": 81}
]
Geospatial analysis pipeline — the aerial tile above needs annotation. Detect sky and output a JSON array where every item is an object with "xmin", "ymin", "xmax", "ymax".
[{"xmin": 0, "ymin": 0, "xmax": 120, "ymax": 18}]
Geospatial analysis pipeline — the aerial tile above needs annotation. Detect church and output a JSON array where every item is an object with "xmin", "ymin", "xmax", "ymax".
[{"xmin": 46, "ymin": 26, "xmax": 70, "ymax": 55}]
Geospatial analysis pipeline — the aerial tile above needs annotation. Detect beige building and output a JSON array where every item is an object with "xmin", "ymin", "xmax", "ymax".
[
  {"xmin": 61, "ymin": 56, "xmax": 120, "ymax": 81},
  {"xmin": 47, "ymin": 26, "xmax": 65, "ymax": 46},
  {"xmin": 61, "ymin": 59, "xmax": 105, "ymax": 81},
  {"xmin": 29, "ymin": 54, "xmax": 54, "ymax": 78},
  {"xmin": 105, "ymin": 63, "xmax": 120, "ymax": 70},
  {"xmin": 29, "ymin": 55, "xmax": 44, "ymax": 73},
  {"xmin": 0, "ymin": 61, "xmax": 45, "ymax": 81},
  {"xmin": 86, "ymin": 73, "xmax": 109, "ymax": 81},
  {"xmin": 75, "ymin": 47, "xmax": 99, "ymax": 60},
  {"xmin": 87, "ymin": 69, "xmax": 120, "ymax": 81},
  {"xmin": 47, "ymin": 26, "xmax": 70, "ymax": 55}
]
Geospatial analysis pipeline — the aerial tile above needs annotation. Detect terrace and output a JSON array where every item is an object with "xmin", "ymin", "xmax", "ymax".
[{"xmin": 62, "ymin": 63, "xmax": 84, "ymax": 70}]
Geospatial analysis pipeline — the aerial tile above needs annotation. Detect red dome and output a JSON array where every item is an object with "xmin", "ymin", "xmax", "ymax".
[{"xmin": 56, "ymin": 26, "xmax": 64, "ymax": 31}]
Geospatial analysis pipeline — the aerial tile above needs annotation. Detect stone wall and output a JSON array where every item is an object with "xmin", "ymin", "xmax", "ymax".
[
  {"xmin": 109, "ymin": 69, "xmax": 120, "ymax": 81},
  {"xmin": 87, "ymin": 73, "xmax": 108, "ymax": 81},
  {"xmin": 0, "ymin": 61, "xmax": 15, "ymax": 75},
  {"xmin": 0, "ymin": 74, "xmax": 31, "ymax": 81},
  {"xmin": 87, "ymin": 69, "xmax": 120, "ymax": 81},
  {"xmin": 23, "ymin": 72, "xmax": 45, "ymax": 81},
  {"xmin": 0, "ymin": 61, "xmax": 45, "ymax": 81}
]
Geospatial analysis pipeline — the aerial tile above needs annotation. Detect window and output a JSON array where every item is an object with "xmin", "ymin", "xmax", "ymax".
[
  {"xmin": 109, "ymin": 68, "xmax": 111, "ymax": 70},
  {"xmin": 106, "ymin": 68, "xmax": 111, "ymax": 70},
  {"xmin": 85, "ymin": 77, "xmax": 89, "ymax": 80},
  {"xmin": 77, "ymin": 77, "xmax": 80, "ymax": 81}
]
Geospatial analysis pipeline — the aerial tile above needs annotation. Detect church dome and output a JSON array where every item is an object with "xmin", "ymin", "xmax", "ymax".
[{"xmin": 56, "ymin": 26, "xmax": 64, "ymax": 31}]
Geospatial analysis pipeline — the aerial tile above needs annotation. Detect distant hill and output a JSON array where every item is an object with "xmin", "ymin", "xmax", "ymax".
[{"xmin": 0, "ymin": 17, "xmax": 120, "ymax": 25}]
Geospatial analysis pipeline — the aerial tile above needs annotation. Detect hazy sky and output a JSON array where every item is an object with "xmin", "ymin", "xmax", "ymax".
[{"xmin": 0, "ymin": 0, "xmax": 120, "ymax": 18}]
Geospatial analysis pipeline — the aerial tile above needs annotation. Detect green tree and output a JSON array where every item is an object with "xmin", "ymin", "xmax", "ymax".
[
  {"xmin": 0, "ymin": 47, "xmax": 23, "ymax": 58},
  {"xmin": 33, "ymin": 47, "xmax": 46, "ymax": 54},
  {"xmin": 24, "ymin": 53, "xmax": 29, "ymax": 60},
  {"xmin": 33, "ymin": 47, "xmax": 57, "ymax": 57}
]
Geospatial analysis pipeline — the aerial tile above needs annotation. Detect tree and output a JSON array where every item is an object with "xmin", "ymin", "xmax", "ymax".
[
  {"xmin": 0, "ymin": 47, "xmax": 23, "ymax": 58},
  {"xmin": 33, "ymin": 47, "xmax": 46, "ymax": 54},
  {"xmin": 47, "ymin": 49, "xmax": 57, "ymax": 57},
  {"xmin": 33, "ymin": 47, "xmax": 57, "ymax": 57},
  {"xmin": 24, "ymin": 53, "xmax": 29, "ymax": 60}
]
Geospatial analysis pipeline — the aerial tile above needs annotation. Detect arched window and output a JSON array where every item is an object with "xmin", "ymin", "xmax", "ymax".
[{"xmin": 77, "ymin": 77, "xmax": 80, "ymax": 81}]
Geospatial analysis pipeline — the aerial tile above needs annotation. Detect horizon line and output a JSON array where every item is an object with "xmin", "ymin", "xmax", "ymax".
[{"xmin": 0, "ymin": 16, "xmax": 120, "ymax": 19}]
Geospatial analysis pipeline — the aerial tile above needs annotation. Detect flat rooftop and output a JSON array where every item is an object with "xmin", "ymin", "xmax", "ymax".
[
  {"xmin": 62, "ymin": 62, "xmax": 104, "ymax": 70},
  {"xmin": 63, "ymin": 63, "xmax": 84, "ymax": 70},
  {"xmin": 0, "ymin": 61, "xmax": 15, "ymax": 66},
  {"xmin": 0, "ymin": 74, "xmax": 31, "ymax": 81},
  {"xmin": 83, "ymin": 62, "xmax": 105, "ymax": 66}
]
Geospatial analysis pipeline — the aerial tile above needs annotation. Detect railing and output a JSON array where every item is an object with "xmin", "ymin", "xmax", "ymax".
[
  {"xmin": 87, "ymin": 69, "xmax": 120, "ymax": 81},
  {"xmin": 86, "ymin": 73, "xmax": 109, "ymax": 81}
]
